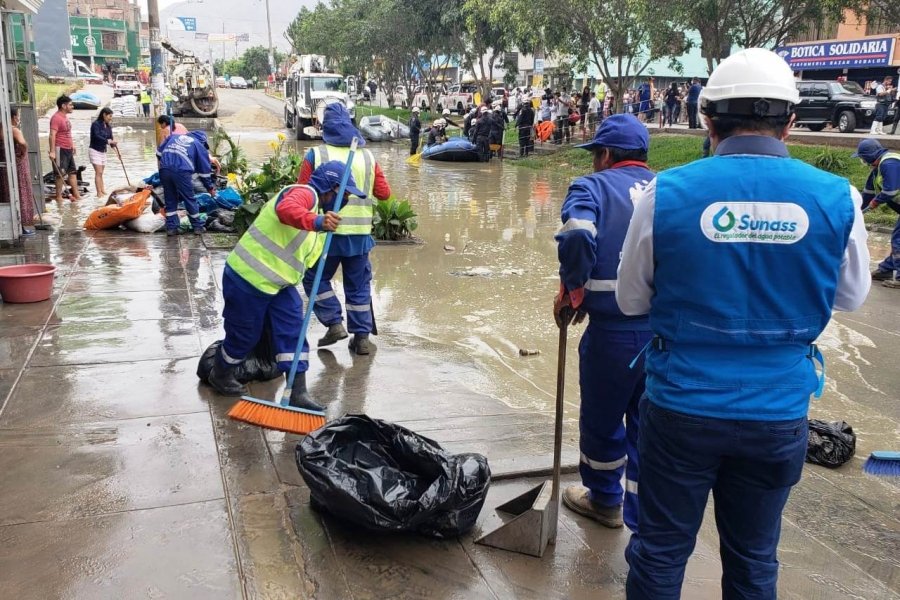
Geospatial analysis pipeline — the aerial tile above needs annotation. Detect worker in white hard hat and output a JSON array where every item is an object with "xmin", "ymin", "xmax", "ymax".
[
  {"xmin": 441, "ymin": 106, "xmax": 461, "ymax": 129},
  {"xmin": 408, "ymin": 106, "xmax": 422, "ymax": 155},
  {"xmin": 616, "ymin": 48, "xmax": 871, "ymax": 599},
  {"xmin": 425, "ymin": 118, "xmax": 448, "ymax": 147}
]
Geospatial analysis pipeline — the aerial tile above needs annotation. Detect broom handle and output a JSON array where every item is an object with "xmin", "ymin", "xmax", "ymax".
[
  {"xmin": 115, "ymin": 145, "xmax": 132, "ymax": 187},
  {"xmin": 281, "ymin": 138, "xmax": 359, "ymax": 406}
]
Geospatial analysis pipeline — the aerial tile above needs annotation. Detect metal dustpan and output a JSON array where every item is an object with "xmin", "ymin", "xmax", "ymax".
[{"xmin": 475, "ymin": 323, "xmax": 568, "ymax": 557}]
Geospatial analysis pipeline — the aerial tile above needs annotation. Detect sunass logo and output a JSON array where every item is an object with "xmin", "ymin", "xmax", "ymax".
[{"xmin": 701, "ymin": 202, "xmax": 809, "ymax": 244}]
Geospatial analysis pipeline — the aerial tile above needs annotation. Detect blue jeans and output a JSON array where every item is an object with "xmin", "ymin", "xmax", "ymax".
[{"xmin": 625, "ymin": 401, "xmax": 807, "ymax": 600}]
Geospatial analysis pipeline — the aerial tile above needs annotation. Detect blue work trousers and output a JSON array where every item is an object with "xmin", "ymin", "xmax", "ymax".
[
  {"xmin": 220, "ymin": 271, "xmax": 309, "ymax": 374},
  {"xmin": 625, "ymin": 401, "xmax": 807, "ymax": 600},
  {"xmin": 578, "ymin": 323, "xmax": 651, "ymax": 532},
  {"xmin": 302, "ymin": 253, "xmax": 373, "ymax": 334},
  {"xmin": 877, "ymin": 202, "xmax": 900, "ymax": 273},
  {"xmin": 161, "ymin": 169, "xmax": 203, "ymax": 233}
]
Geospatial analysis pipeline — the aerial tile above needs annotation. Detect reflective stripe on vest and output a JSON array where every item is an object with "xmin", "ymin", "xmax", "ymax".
[
  {"xmin": 312, "ymin": 144, "xmax": 376, "ymax": 235},
  {"xmin": 875, "ymin": 153, "xmax": 900, "ymax": 196},
  {"xmin": 225, "ymin": 184, "xmax": 325, "ymax": 294}
]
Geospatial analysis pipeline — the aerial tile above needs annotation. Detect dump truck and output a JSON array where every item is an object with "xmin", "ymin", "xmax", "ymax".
[{"xmin": 283, "ymin": 54, "xmax": 355, "ymax": 140}]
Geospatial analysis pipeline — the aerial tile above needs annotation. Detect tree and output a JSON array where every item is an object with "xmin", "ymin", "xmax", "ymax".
[
  {"xmin": 676, "ymin": 0, "xmax": 860, "ymax": 75},
  {"xmin": 460, "ymin": 0, "xmax": 515, "ymax": 97}
]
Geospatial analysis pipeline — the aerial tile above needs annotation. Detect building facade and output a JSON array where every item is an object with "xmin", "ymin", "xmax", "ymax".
[
  {"xmin": 778, "ymin": 9, "xmax": 900, "ymax": 84},
  {"xmin": 66, "ymin": 0, "xmax": 146, "ymax": 71}
]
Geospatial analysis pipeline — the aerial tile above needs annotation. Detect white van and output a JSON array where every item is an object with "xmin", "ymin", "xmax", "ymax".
[{"xmin": 73, "ymin": 59, "xmax": 103, "ymax": 83}]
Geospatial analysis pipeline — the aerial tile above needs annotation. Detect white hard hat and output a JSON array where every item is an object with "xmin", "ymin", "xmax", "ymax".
[
  {"xmin": 442, "ymin": 108, "xmax": 450, "ymax": 115},
  {"xmin": 435, "ymin": 118, "xmax": 446, "ymax": 127},
  {"xmin": 412, "ymin": 106, "xmax": 420, "ymax": 112},
  {"xmin": 480, "ymin": 105, "xmax": 489, "ymax": 113},
  {"xmin": 700, "ymin": 48, "xmax": 800, "ymax": 117}
]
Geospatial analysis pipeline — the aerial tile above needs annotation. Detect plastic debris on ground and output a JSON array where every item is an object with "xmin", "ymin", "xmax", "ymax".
[
  {"xmin": 806, "ymin": 419, "xmax": 856, "ymax": 468},
  {"xmin": 296, "ymin": 414, "xmax": 491, "ymax": 538}
]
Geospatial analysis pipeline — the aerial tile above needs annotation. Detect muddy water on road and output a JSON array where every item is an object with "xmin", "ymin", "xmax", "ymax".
[{"xmin": 37, "ymin": 125, "xmax": 894, "ymax": 419}]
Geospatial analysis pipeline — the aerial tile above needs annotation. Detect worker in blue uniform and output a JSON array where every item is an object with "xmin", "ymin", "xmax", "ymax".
[
  {"xmin": 853, "ymin": 138, "xmax": 900, "ymax": 287},
  {"xmin": 554, "ymin": 114, "xmax": 654, "ymax": 531},
  {"xmin": 157, "ymin": 129, "xmax": 215, "ymax": 236},
  {"xmin": 296, "ymin": 103, "xmax": 392, "ymax": 355},
  {"xmin": 207, "ymin": 161, "xmax": 361, "ymax": 410},
  {"xmin": 616, "ymin": 48, "xmax": 871, "ymax": 599}
]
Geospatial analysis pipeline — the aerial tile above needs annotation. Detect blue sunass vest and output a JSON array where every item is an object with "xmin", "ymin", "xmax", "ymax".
[
  {"xmin": 649, "ymin": 155, "xmax": 854, "ymax": 420},
  {"xmin": 582, "ymin": 165, "xmax": 654, "ymax": 324}
]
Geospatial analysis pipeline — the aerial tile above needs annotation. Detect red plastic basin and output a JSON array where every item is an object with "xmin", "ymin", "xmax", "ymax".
[{"xmin": 0, "ymin": 264, "xmax": 57, "ymax": 303}]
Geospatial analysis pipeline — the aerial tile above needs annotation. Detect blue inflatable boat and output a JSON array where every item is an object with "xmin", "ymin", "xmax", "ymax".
[
  {"xmin": 71, "ymin": 92, "xmax": 101, "ymax": 110},
  {"xmin": 421, "ymin": 137, "xmax": 480, "ymax": 162}
]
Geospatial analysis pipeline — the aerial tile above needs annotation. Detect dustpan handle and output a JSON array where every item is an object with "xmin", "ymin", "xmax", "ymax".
[{"xmin": 551, "ymin": 321, "xmax": 566, "ymax": 504}]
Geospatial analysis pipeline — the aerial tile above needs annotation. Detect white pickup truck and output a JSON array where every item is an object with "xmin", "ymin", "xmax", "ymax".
[
  {"xmin": 113, "ymin": 73, "xmax": 142, "ymax": 97},
  {"xmin": 438, "ymin": 83, "xmax": 478, "ymax": 114}
]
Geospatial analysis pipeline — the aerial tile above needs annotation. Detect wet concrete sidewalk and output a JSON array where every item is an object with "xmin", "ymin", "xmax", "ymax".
[{"xmin": 1, "ymin": 229, "xmax": 898, "ymax": 600}]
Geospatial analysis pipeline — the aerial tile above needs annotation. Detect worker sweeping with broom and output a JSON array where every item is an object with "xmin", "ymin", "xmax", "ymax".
[{"xmin": 207, "ymin": 160, "xmax": 366, "ymax": 428}]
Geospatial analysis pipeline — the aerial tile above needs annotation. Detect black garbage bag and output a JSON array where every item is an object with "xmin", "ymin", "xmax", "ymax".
[
  {"xmin": 296, "ymin": 415, "xmax": 491, "ymax": 538},
  {"xmin": 196, "ymin": 322, "xmax": 281, "ymax": 383},
  {"xmin": 806, "ymin": 419, "xmax": 856, "ymax": 468}
]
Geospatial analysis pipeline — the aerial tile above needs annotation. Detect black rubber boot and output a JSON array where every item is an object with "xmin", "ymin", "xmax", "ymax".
[
  {"xmin": 208, "ymin": 362, "xmax": 246, "ymax": 396},
  {"xmin": 349, "ymin": 333, "xmax": 371, "ymax": 355},
  {"xmin": 318, "ymin": 323, "xmax": 348, "ymax": 347},
  {"xmin": 288, "ymin": 372, "xmax": 325, "ymax": 412}
]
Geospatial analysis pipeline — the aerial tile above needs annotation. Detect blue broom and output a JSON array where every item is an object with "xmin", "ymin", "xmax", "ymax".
[
  {"xmin": 228, "ymin": 138, "xmax": 360, "ymax": 435},
  {"xmin": 863, "ymin": 451, "xmax": 900, "ymax": 476}
]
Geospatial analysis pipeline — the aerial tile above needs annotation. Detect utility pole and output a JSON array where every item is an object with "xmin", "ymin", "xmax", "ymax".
[
  {"xmin": 86, "ymin": 5, "xmax": 95, "ymax": 72},
  {"xmin": 148, "ymin": 0, "xmax": 165, "ymax": 139},
  {"xmin": 264, "ymin": 0, "xmax": 275, "ymax": 75}
]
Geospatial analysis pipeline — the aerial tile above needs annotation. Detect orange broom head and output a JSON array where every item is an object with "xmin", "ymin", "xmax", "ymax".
[{"xmin": 228, "ymin": 396, "xmax": 326, "ymax": 435}]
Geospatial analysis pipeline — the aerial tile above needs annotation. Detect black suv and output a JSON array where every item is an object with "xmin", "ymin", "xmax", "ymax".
[{"xmin": 794, "ymin": 80, "xmax": 895, "ymax": 133}]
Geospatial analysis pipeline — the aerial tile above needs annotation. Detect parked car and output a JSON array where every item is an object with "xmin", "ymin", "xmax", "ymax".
[
  {"xmin": 438, "ymin": 83, "xmax": 478, "ymax": 113},
  {"xmin": 72, "ymin": 59, "xmax": 103, "ymax": 84},
  {"xmin": 113, "ymin": 73, "xmax": 142, "ymax": 97},
  {"xmin": 229, "ymin": 76, "xmax": 248, "ymax": 89},
  {"xmin": 216, "ymin": 76, "xmax": 228, "ymax": 88},
  {"xmin": 794, "ymin": 80, "xmax": 895, "ymax": 133}
]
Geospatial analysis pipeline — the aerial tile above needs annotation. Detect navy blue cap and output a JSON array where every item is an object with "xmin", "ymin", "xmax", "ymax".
[
  {"xmin": 851, "ymin": 138, "xmax": 889, "ymax": 163},
  {"xmin": 309, "ymin": 160, "xmax": 366, "ymax": 199},
  {"xmin": 575, "ymin": 114, "xmax": 649, "ymax": 152}
]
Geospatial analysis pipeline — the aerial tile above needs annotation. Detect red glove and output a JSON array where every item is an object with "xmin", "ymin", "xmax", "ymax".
[
  {"xmin": 554, "ymin": 283, "xmax": 587, "ymax": 328},
  {"xmin": 868, "ymin": 200, "xmax": 880, "ymax": 210}
]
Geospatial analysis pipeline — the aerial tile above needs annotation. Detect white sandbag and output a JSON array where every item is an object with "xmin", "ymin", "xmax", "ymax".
[{"xmin": 125, "ymin": 211, "xmax": 166, "ymax": 233}]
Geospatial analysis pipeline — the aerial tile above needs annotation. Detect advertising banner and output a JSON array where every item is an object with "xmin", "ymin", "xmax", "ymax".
[{"xmin": 776, "ymin": 37, "xmax": 895, "ymax": 71}]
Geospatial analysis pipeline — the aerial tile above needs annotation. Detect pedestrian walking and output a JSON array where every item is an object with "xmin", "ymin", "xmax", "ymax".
[
  {"xmin": 164, "ymin": 87, "xmax": 175, "ymax": 116},
  {"xmin": 555, "ymin": 114, "xmax": 655, "ymax": 532},
  {"xmin": 297, "ymin": 103, "xmax": 392, "ymax": 355},
  {"xmin": 617, "ymin": 48, "xmax": 871, "ymax": 599},
  {"xmin": 8, "ymin": 107, "xmax": 35, "ymax": 235},
  {"xmin": 853, "ymin": 138, "xmax": 900, "ymax": 287},
  {"xmin": 686, "ymin": 77, "xmax": 702, "ymax": 128},
  {"xmin": 140, "ymin": 89, "xmax": 152, "ymax": 117},
  {"xmin": 580, "ymin": 85, "xmax": 590, "ymax": 129},
  {"xmin": 664, "ymin": 83, "xmax": 680, "ymax": 127},
  {"xmin": 408, "ymin": 106, "xmax": 422, "ymax": 155},
  {"xmin": 207, "ymin": 161, "xmax": 353, "ymax": 408},
  {"xmin": 157, "ymin": 129, "xmax": 215, "ymax": 235},
  {"xmin": 587, "ymin": 92, "xmax": 600, "ymax": 133},
  {"xmin": 48, "ymin": 95, "xmax": 80, "ymax": 202},
  {"xmin": 870, "ymin": 76, "xmax": 893, "ymax": 134},
  {"xmin": 89, "ymin": 107, "xmax": 117, "ymax": 198}
]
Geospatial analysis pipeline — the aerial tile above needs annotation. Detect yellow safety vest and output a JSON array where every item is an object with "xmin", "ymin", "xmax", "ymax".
[
  {"xmin": 226, "ymin": 185, "xmax": 326, "ymax": 294},
  {"xmin": 875, "ymin": 152, "xmax": 900, "ymax": 194},
  {"xmin": 140, "ymin": 91, "xmax": 151, "ymax": 104},
  {"xmin": 311, "ymin": 144, "xmax": 375, "ymax": 235}
]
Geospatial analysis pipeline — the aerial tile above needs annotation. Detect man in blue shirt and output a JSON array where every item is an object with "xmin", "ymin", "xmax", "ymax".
[
  {"xmin": 853, "ymin": 138, "xmax": 900, "ymax": 287},
  {"xmin": 686, "ymin": 77, "xmax": 702, "ymax": 129},
  {"xmin": 617, "ymin": 48, "xmax": 870, "ymax": 599},
  {"xmin": 554, "ymin": 115, "xmax": 654, "ymax": 531}
]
